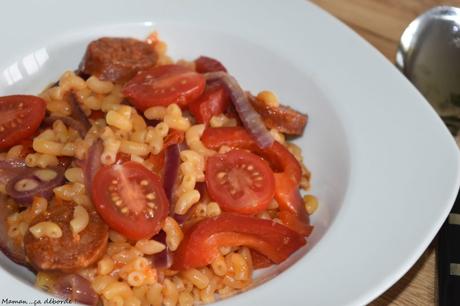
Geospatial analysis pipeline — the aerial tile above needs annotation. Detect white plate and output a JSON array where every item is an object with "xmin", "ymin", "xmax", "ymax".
[{"xmin": 0, "ymin": 0, "xmax": 459, "ymax": 305}]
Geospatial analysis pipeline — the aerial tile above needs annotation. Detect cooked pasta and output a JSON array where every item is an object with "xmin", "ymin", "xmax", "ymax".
[{"xmin": 0, "ymin": 34, "xmax": 316, "ymax": 306}]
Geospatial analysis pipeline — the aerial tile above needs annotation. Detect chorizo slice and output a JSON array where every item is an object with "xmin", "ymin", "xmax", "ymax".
[
  {"xmin": 79, "ymin": 37, "xmax": 158, "ymax": 83},
  {"xmin": 250, "ymin": 96, "xmax": 308, "ymax": 136},
  {"xmin": 24, "ymin": 203, "xmax": 108, "ymax": 272}
]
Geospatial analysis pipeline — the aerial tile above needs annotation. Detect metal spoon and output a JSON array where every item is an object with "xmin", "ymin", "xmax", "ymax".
[{"xmin": 396, "ymin": 6, "xmax": 460, "ymax": 306}]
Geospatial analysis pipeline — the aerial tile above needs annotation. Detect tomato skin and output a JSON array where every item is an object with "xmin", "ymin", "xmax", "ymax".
[
  {"xmin": 206, "ymin": 150, "xmax": 275, "ymax": 214},
  {"xmin": 122, "ymin": 64, "xmax": 206, "ymax": 111},
  {"xmin": 194, "ymin": 56, "xmax": 227, "ymax": 74},
  {"xmin": 201, "ymin": 126, "xmax": 256, "ymax": 150},
  {"xmin": 91, "ymin": 161, "xmax": 169, "ymax": 240},
  {"xmin": 172, "ymin": 213, "xmax": 306, "ymax": 270},
  {"xmin": 0, "ymin": 95, "xmax": 46, "ymax": 149},
  {"xmin": 146, "ymin": 151, "xmax": 165, "ymax": 176},
  {"xmin": 89, "ymin": 110, "xmax": 105, "ymax": 120},
  {"xmin": 188, "ymin": 81, "xmax": 230, "ymax": 124}
]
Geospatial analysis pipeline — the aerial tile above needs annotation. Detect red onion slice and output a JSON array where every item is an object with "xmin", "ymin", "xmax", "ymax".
[
  {"xmin": 81, "ymin": 139, "xmax": 103, "ymax": 196},
  {"xmin": 44, "ymin": 116, "xmax": 88, "ymax": 138},
  {"xmin": 0, "ymin": 159, "xmax": 26, "ymax": 169},
  {"xmin": 148, "ymin": 231, "xmax": 172, "ymax": 269},
  {"xmin": 52, "ymin": 274, "xmax": 99, "ymax": 306},
  {"xmin": 195, "ymin": 56, "xmax": 227, "ymax": 73},
  {"xmin": 67, "ymin": 92, "xmax": 91, "ymax": 136},
  {"xmin": 6, "ymin": 167, "xmax": 65, "ymax": 206},
  {"xmin": 163, "ymin": 144, "xmax": 180, "ymax": 212},
  {"xmin": 205, "ymin": 72, "xmax": 274, "ymax": 148},
  {"xmin": 0, "ymin": 159, "xmax": 27, "ymax": 186}
]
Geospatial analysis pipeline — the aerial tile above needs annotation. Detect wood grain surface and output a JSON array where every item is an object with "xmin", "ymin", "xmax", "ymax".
[{"xmin": 309, "ymin": 1, "xmax": 460, "ymax": 305}]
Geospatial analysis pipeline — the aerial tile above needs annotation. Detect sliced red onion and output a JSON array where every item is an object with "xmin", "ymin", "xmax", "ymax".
[
  {"xmin": 205, "ymin": 72, "xmax": 274, "ymax": 148},
  {"xmin": 81, "ymin": 139, "xmax": 103, "ymax": 196},
  {"xmin": 52, "ymin": 274, "xmax": 99, "ymax": 306},
  {"xmin": 148, "ymin": 231, "xmax": 172, "ymax": 269},
  {"xmin": 6, "ymin": 167, "xmax": 65, "ymax": 205},
  {"xmin": 44, "ymin": 116, "xmax": 88, "ymax": 138},
  {"xmin": 172, "ymin": 213, "xmax": 189, "ymax": 225},
  {"xmin": 195, "ymin": 56, "xmax": 227, "ymax": 73},
  {"xmin": 0, "ymin": 195, "xmax": 31, "ymax": 269},
  {"xmin": 67, "ymin": 92, "xmax": 91, "ymax": 136},
  {"xmin": 0, "ymin": 159, "xmax": 26, "ymax": 169},
  {"xmin": 163, "ymin": 144, "xmax": 180, "ymax": 212},
  {"xmin": 0, "ymin": 159, "xmax": 27, "ymax": 186}
]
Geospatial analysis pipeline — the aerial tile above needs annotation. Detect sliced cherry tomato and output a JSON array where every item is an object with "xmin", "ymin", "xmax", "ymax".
[
  {"xmin": 163, "ymin": 129, "xmax": 185, "ymax": 148},
  {"xmin": 91, "ymin": 161, "xmax": 169, "ymax": 240},
  {"xmin": 202, "ymin": 127, "xmax": 301, "ymax": 183},
  {"xmin": 0, "ymin": 95, "xmax": 46, "ymax": 149},
  {"xmin": 202, "ymin": 127, "xmax": 310, "ymax": 235},
  {"xmin": 206, "ymin": 150, "xmax": 274, "ymax": 214},
  {"xmin": 188, "ymin": 81, "xmax": 230, "ymax": 124},
  {"xmin": 172, "ymin": 213, "xmax": 305, "ymax": 270},
  {"xmin": 123, "ymin": 64, "xmax": 206, "ymax": 111},
  {"xmin": 194, "ymin": 56, "xmax": 227, "ymax": 73}
]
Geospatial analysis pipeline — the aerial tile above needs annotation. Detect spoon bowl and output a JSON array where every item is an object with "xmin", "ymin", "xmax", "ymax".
[{"xmin": 396, "ymin": 6, "xmax": 460, "ymax": 134}]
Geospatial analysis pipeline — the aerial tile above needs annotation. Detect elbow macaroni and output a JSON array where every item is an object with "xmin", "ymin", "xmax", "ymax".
[
  {"xmin": 185, "ymin": 124, "xmax": 215, "ymax": 157},
  {"xmin": 70, "ymin": 205, "xmax": 89, "ymax": 235},
  {"xmin": 29, "ymin": 221, "xmax": 63, "ymax": 239}
]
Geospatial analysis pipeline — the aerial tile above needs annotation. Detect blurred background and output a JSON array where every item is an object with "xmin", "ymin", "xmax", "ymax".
[{"xmin": 310, "ymin": 1, "xmax": 460, "ymax": 305}]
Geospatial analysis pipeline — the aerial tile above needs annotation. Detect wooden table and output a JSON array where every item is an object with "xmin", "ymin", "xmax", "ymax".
[{"xmin": 310, "ymin": 1, "xmax": 460, "ymax": 305}]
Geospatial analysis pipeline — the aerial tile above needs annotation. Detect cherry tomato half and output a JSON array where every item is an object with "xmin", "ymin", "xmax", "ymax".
[
  {"xmin": 122, "ymin": 64, "xmax": 206, "ymax": 111},
  {"xmin": 201, "ymin": 127, "xmax": 311, "ymax": 235},
  {"xmin": 0, "ymin": 95, "xmax": 46, "ymax": 149},
  {"xmin": 188, "ymin": 81, "xmax": 230, "ymax": 124},
  {"xmin": 172, "ymin": 213, "xmax": 306, "ymax": 270},
  {"xmin": 91, "ymin": 161, "xmax": 169, "ymax": 240},
  {"xmin": 206, "ymin": 149, "xmax": 275, "ymax": 214}
]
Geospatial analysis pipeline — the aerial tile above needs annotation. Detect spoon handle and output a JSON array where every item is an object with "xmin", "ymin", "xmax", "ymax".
[{"xmin": 437, "ymin": 190, "xmax": 460, "ymax": 306}]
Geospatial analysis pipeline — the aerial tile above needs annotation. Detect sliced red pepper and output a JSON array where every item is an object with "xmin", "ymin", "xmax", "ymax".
[
  {"xmin": 251, "ymin": 250, "xmax": 274, "ymax": 269},
  {"xmin": 188, "ymin": 81, "xmax": 230, "ymax": 124},
  {"xmin": 172, "ymin": 213, "xmax": 306, "ymax": 270}
]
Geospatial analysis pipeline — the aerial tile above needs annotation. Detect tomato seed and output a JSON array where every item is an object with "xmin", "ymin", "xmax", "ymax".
[{"xmin": 146, "ymin": 193, "xmax": 156, "ymax": 200}]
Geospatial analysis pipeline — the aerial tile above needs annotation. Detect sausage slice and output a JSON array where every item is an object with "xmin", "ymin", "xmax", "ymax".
[
  {"xmin": 79, "ymin": 37, "xmax": 158, "ymax": 83},
  {"xmin": 250, "ymin": 96, "xmax": 308, "ymax": 136},
  {"xmin": 24, "ymin": 203, "xmax": 108, "ymax": 272}
]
